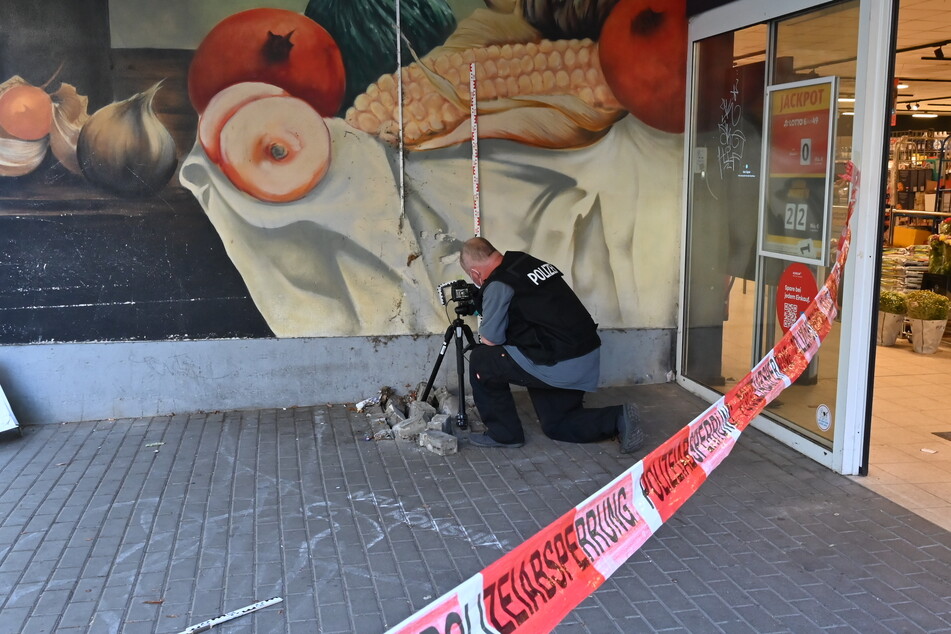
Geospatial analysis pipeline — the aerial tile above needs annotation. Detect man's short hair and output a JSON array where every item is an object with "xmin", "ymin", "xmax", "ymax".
[{"xmin": 461, "ymin": 237, "xmax": 497, "ymax": 268}]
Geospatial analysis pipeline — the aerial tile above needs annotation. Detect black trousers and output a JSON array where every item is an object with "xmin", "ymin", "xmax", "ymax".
[{"xmin": 468, "ymin": 345, "xmax": 621, "ymax": 445}]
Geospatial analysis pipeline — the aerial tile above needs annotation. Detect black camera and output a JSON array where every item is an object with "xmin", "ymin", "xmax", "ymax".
[{"xmin": 437, "ymin": 280, "xmax": 479, "ymax": 316}]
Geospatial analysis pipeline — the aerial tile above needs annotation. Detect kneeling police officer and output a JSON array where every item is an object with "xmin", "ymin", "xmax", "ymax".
[{"xmin": 459, "ymin": 237, "xmax": 645, "ymax": 452}]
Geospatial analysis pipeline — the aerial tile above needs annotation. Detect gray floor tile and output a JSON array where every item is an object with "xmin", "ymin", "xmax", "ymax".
[{"xmin": 0, "ymin": 384, "xmax": 948, "ymax": 632}]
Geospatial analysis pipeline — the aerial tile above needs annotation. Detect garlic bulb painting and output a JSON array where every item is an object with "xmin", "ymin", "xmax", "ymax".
[{"xmin": 78, "ymin": 82, "xmax": 178, "ymax": 197}]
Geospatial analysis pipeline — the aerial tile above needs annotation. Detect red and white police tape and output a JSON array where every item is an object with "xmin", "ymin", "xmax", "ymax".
[{"xmin": 385, "ymin": 162, "xmax": 861, "ymax": 634}]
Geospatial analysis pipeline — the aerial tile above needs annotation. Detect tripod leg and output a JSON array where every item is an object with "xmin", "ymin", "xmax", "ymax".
[
  {"xmin": 460, "ymin": 323, "xmax": 478, "ymax": 352},
  {"xmin": 454, "ymin": 321, "xmax": 469, "ymax": 429},
  {"xmin": 422, "ymin": 324, "xmax": 455, "ymax": 403}
]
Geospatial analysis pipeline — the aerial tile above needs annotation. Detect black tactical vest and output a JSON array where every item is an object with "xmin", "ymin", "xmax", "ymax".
[{"xmin": 485, "ymin": 251, "xmax": 600, "ymax": 365}]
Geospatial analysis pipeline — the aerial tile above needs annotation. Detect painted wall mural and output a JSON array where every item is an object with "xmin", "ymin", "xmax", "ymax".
[{"xmin": 0, "ymin": 0, "xmax": 686, "ymax": 342}]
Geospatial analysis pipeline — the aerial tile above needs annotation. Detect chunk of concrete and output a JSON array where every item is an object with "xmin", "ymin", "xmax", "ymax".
[
  {"xmin": 386, "ymin": 396, "xmax": 407, "ymax": 417},
  {"xmin": 427, "ymin": 414, "xmax": 450, "ymax": 432},
  {"xmin": 438, "ymin": 394, "xmax": 459, "ymax": 417},
  {"xmin": 433, "ymin": 386, "xmax": 451, "ymax": 404},
  {"xmin": 369, "ymin": 416, "xmax": 393, "ymax": 440},
  {"xmin": 393, "ymin": 416, "xmax": 427, "ymax": 441},
  {"xmin": 385, "ymin": 400, "xmax": 407, "ymax": 426},
  {"xmin": 415, "ymin": 381, "xmax": 437, "ymax": 405},
  {"xmin": 409, "ymin": 400, "xmax": 436, "ymax": 421},
  {"xmin": 418, "ymin": 430, "xmax": 458, "ymax": 455}
]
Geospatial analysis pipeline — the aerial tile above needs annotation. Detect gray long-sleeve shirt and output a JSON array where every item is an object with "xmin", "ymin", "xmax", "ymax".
[{"xmin": 479, "ymin": 281, "xmax": 600, "ymax": 391}]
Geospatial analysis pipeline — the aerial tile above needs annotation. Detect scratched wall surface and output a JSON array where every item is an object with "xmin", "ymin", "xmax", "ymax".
[{"xmin": 0, "ymin": 0, "xmax": 686, "ymax": 343}]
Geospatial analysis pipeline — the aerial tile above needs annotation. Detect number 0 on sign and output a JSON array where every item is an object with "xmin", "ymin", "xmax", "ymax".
[{"xmin": 800, "ymin": 138, "xmax": 812, "ymax": 165}]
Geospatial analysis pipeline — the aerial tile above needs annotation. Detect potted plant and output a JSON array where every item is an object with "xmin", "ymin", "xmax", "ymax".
[
  {"xmin": 929, "ymin": 219, "xmax": 951, "ymax": 276},
  {"xmin": 877, "ymin": 289, "xmax": 907, "ymax": 346},
  {"xmin": 905, "ymin": 289, "xmax": 950, "ymax": 353}
]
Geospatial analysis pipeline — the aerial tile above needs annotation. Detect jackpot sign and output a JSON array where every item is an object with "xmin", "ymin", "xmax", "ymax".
[{"xmin": 760, "ymin": 77, "xmax": 838, "ymax": 265}]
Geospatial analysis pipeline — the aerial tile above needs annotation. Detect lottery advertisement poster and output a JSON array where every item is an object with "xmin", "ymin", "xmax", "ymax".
[{"xmin": 760, "ymin": 77, "xmax": 838, "ymax": 265}]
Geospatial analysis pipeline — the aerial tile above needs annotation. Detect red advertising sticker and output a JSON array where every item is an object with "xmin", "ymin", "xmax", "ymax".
[{"xmin": 776, "ymin": 262, "xmax": 819, "ymax": 334}]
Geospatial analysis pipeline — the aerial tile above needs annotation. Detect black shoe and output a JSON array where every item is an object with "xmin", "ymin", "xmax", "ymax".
[
  {"xmin": 469, "ymin": 432, "xmax": 525, "ymax": 448},
  {"xmin": 617, "ymin": 403, "xmax": 646, "ymax": 454}
]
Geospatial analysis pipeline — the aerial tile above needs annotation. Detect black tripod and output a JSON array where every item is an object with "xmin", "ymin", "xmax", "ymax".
[{"xmin": 421, "ymin": 309, "xmax": 477, "ymax": 433}]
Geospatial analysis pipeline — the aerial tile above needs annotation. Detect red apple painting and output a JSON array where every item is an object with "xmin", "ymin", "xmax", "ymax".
[
  {"xmin": 187, "ymin": 8, "xmax": 345, "ymax": 117},
  {"xmin": 599, "ymin": 0, "xmax": 688, "ymax": 133}
]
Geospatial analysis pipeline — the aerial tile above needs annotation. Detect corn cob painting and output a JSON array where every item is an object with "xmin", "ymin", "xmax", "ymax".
[{"xmin": 345, "ymin": 38, "xmax": 626, "ymax": 150}]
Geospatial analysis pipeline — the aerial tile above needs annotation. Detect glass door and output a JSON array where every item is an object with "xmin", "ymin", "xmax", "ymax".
[
  {"xmin": 683, "ymin": 23, "xmax": 767, "ymax": 394},
  {"xmin": 681, "ymin": 0, "xmax": 893, "ymax": 472}
]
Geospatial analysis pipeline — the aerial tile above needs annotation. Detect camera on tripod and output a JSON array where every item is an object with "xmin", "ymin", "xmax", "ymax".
[{"xmin": 437, "ymin": 280, "xmax": 479, "ymax": 316}]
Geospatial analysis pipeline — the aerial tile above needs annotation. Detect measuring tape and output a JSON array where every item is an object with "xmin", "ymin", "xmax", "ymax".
[
  {"xmin": 178, "ymin": 597, "xmax": 283, "ymax": 634},
  {"xmin": 469, "ymin": 62, "xmax": 481, "ymax": 237},
  {"xmin": 395, "ymin": 0, "xmax": 406, "ymax": 223}
]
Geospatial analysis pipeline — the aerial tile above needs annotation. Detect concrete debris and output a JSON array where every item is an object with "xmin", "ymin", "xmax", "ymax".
[
  {"xmin": 408, "ymin": 400, "xmax": 436, "ymax": 420},
  {"xmin": 438, "ymin": 394, "xmax": 459, "ymax": 417},
  {"xmin": 434, "ymin": 386, "xmax": 452, "ymax": 408},
  {"xmin": 428, "ymin": 414, "xmax": 450, "ymax": 432},
  {"xmin": 418, "ymin": 430, "xmax": 458, "ymax": 455},
  {"xmin": 414, "ymin": 381, "xmax": 437, "ymax": 405},
  {"xmin": 390, "ymin": 393, "xmax": 409, "ymax": 414},
  {"xmin": 466, "ymin": 405, "xmax": 485, "ymax": 432},
  {"xmin": 361, "ymin": 384, "xmax": 478, "ymax": 451},
  {"xmin": 369, "ymin": 416, "xmax": 393, "ymax": 440},
  {"xmin": 356, "ymin": 386, "xmax": 395, "ymax": 412},
  {"xmin": 385, "ymin": 400, "xmax": 407, "ymax": 426},
  {"xmin": 393, "ymin": 416, "xmax": 427, "ymax": 441}
]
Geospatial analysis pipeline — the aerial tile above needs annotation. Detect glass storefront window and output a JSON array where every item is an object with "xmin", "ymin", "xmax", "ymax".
[{"xmin": 684, "ymin": 1, "xmax": 860, "ymax": 450}]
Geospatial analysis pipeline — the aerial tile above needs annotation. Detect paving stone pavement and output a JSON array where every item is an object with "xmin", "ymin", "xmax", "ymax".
[{"xmin": 0, "ymin": 383, "xmax": 950, "ymax": 633}]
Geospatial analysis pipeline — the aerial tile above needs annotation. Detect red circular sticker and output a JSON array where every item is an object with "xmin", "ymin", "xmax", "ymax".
[{"xmin": 776, "ymin": 262, "xmax": 818, "ymax": 334}]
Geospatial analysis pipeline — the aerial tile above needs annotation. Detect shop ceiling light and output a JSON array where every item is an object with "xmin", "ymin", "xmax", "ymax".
[
  {"xmin": 897, "ymin": 82, "xmax": 909, "ymax": 89},
  {"xmin": 913, "ymin": 113, "xmax": 939, "ymax": 118}
]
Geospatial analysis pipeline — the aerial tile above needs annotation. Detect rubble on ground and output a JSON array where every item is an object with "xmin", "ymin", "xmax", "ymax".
[{"xmin": 356, "ymin": 384, "xmax": 483, "ymax": 454}]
